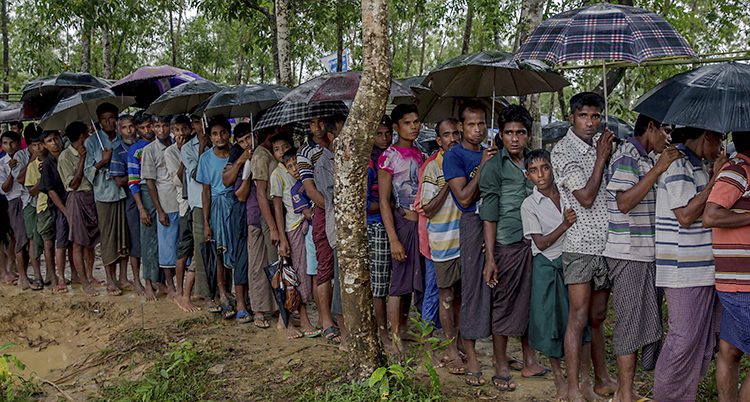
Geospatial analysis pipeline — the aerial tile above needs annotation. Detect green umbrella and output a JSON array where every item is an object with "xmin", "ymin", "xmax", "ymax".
[{"xmin": 145, "ymin": 79, "xmax": 226, "ymax": 116}]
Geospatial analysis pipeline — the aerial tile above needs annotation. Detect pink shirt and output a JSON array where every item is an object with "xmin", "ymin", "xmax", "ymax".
[{"xmin": 377, "ymin": 145, "xmax": 424, "ymax": 211}]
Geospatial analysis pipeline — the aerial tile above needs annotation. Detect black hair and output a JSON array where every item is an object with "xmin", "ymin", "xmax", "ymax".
[
  {"xmin": 671, "ymin": 126, "xmax": 713, "ymax": 143},
  {"xmin": 232, "ymin": 123, "xmax": 252, "ymax": 140},
  {"xmin": 323, "ymin": 113, "xmax": 347, "ymax": 135},
  {"xmin": 95, "ymin": 102, "xmax": 119, "ymax": 117},
  {"xmin": 64, "ymin": 121, "xmax": 88, "ymax": 143},
  {"xmin": 171, "ymin": 114, "xmax": 192, "ymax": 129},
  {"xmin": 459, "ymin": 99, "xmax": 487, "ymax": 123},
  {"xmin": 41, "ymin": 130, "xmax": 59, "ymax": 140},
  {"xmin": 1, "ymin": 130, "xmax": 21, "ymax": 144},
  {"xmin": 271, "ymin": 133, "xmax": 293, "ymax": 147},
  {"xmin": 498, "ymin": 104, "xmax": 532, "ymax": 133},
  {"xmin": 207, "ymin": 115, "xmax": 231, "ymax": 133},
  {"xmin": 23, "ymin": 124, "xmax": 44, "ymax": 144},
  {"xmin": 282, "ymin": 147, "xmax": 298, "ymax": 164},
  {"xmin": 733, "ymin": 132, "xmax": 750, "ymax": 155},
  {"xmin": 133, "ymin": 111, "xmax": 151, "ymax": 126},
  {"xmin": 380, "ymin": 115, "xmax": 392, "ymax": 128},
  {"xmin": 435, "ymin": 118, "xmax": 459, "ymax": 135},
  {"xmin": 525, "ymin": 149, "xmax": 551, "ymax": 170},
  {"xmin": 390, "ymin": 103, "xmax": 419, "ymax": 125},
  {"xmin": 9, "ymin": 121, "xmax": 23, "ymax": 131},
  {"xmin": 634, "ymin": 114, "xmax": 660, "ymax": 137},
  {"xmin": 569, "ymin": 92, "xmax": 605, "ymax": 115}
]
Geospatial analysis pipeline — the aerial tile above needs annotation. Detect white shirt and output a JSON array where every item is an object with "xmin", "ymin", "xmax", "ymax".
[
  {"xmin": 165, "ymin": 144, "xmax": 189, "ymax": 217},
  {"xmin": 0, "ymin": 151, "xmax": 31, "ymax": 206},
  {"xmin": 521, "ymin": 187, "xmax": 566, "ymax": 260}
]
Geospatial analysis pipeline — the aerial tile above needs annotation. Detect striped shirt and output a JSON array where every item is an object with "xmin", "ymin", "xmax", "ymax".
[
  {"xmin": 126, "ymin": 139, "xmax": 151, "ymax": 194},
  {"xmin": 297, "ymin": 138, "xmax": 325, "ymax": 182},
  {"xmin": 419, "ymin": 151, "xmax": 461, "ymax": 262},
  {"xmin": 655, "ymin": 144, "xmax": 714, "ymax": 288},
  {"xmin": 603, "ymin": 138, "xmax": 657, "ymax": 262},
  {"xmin": 707, "ymin": 153, "xmax": 750, "ymax": 292}
]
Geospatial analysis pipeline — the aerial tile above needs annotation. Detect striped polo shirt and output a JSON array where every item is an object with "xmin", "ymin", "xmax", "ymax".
[
  {"xmin": 707, "ymin": 153, "xmax": 750, "ymax": 293},
  {"xmin": 655, "ymin": 144, "xmax": 714, "ymax": 288},
  {"xmin": 603, "ymin": 138, "xmax": 657, "ymax": 262},
  {"xmin": 420, "ymin": 151, "xmax": 461, "ymax": 262}
]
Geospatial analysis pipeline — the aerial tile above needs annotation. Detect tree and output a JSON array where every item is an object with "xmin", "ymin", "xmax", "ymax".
[
  {"xmin": 1, "ymin": 0, "xmax": 8, "ymax": 97},
  {"xmin": 460, "ymin": 0, "xmax": 473, "ymax": 54},
  {"xmin": 515, "ymin": 0, "xmax": 544, "ymax": 149},
  {"xmin": 275, "ymin": 0, "xmax": 293, "ymax": 86},
  {"xmin": 335, "ymin": 0, "xmax": 390, "ymax": 378}
]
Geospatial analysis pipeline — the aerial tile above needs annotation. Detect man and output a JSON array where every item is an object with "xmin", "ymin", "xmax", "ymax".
[
  {"xmin": 551, "ymin": 92, "xmax": 616, "ymax": 400},
  {"xmin": 128, "ymin": 113, "xmax": 160, "ymax": 301},
  {"xmin": 652, "ymin": 126, "xmax": 727, "ymax": 401},
  {"xmin": 443, "ymin": 100, "xmax": 496, "ymax": 386},
  {"xmin": 603, "ymin": 114, "xmax": 680, "ymax": 402},
  {"xmin": 479, "ymin": 105, "xmax": 547, "ymax": 391},
  {"xmin": 110, "ymin": 114, "xmax": 144, "ymax": 294},
  {"xmin": 23, "ymin": 127, "xmax": 49, "ymax": 290},
  {"xmin": 704, "ymin": 131, "xmax": 750, "ymax": 402},
  {"xmin": 59, "ymin": 122, "xmax": 100, "ymax": 296},
  {"xmin": 85, "ymin": 103, "xmax": 128, "ymax": 296},
  {"xmin": 38, "ymin": 130, "xmax": 73, "ymax": 292},
  {"xmin": 0, "ymin": 131, "xmax": 31, "ymax": 288},
  {"xmin": 417, "ymin": 118, "xmax": 463, "ymax": 373}
]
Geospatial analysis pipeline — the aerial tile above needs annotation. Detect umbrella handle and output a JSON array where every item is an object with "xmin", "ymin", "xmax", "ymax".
[
  {"xmin": 91, "ymin": 119, "xmax": 105, "ymax": 150},
  {"xmin": 603, "ymin": 62, "xmax": 608, "ymax": 129}
]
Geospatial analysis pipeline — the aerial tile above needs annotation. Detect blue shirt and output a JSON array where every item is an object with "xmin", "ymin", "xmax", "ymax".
[
  {"xmin": 366, "ymin": 161, "xmax": 382, "ymax": 224},
  {"xmin": 196, "ymin": 149, "xmax": 232, "ymax": 198},
  {"xmin": 84, "ymin": 130, "xmax": 125, "ymax": 202},
  {"xmin": 126, "ymin": 139, "xmax": 150, "ymax": 194},
  {"xmin": 291, "ymin": 180, "xmax": 312, "ymax": 214},
  {"xmin": 109, "ymin": 141, "xmax": 129, "ymax": 179},
  {"xmin": 443, "ymin": 143, "xmax": 484, "ymax": 213}
]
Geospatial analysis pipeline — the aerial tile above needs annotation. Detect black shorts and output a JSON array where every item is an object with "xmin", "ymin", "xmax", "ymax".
[{"xmin": 176, "ymin": 212, "xmax": 194, "ymax": 260}]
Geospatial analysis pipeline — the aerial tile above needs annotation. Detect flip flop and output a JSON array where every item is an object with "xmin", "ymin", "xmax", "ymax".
[
  {"xmin": 492, "ymin": 374, "xmax": 516, "ymax": 392},
  {"xmin": 52, "ymin": 284, "xmax": 68, "ymax": 293},
  {"xmin": 508, "ymin": 356, "xmax": 524, "ymax": 371},
  {"xmin": 207, "ymin": 304, "xmax": 223, "ymax": 314},
  {"xmin": 464, "ymin": 371, "xmax": 485, "ymax": 387},
  {"xmin": 323, "ymin": 326, "xmax": 341, "ymax": 344},
  {"xmin": 253, "ymin": 316, "xmax": 270, "ymax": 328},
  {"xmin": 523, "ymin": 367, "xmax": 552, "ymax": 378},
  {"xmin": 30, "ymin": 280, "xmax": 44, "ymax": 291},
  {"xmin": 236, "ymin": 310, "xmax": 252, "ymax": 324},
  {"xmin": 222, "ymin": 302, "xmax": 236, "ymax": 320},
  {"xmin": 303, "ymin": 328, "xmax": 322, "ymax": 338}
]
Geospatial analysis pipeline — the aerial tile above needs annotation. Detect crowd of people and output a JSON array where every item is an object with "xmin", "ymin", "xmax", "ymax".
[{"xmin": 1, "ymin": 90, "xmax": 749, "ymax": 402}]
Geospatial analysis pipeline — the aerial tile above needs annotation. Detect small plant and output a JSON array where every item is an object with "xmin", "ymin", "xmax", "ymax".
[{"xmin": 0, "ymin": 343, "xmax": 39, "ymax": 401}]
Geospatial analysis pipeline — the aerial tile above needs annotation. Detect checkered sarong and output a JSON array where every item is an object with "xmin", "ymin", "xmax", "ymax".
[
  {"xmin": 367, "ymin": 222, "xmax": 391, "ymax": 298},
  {"xmin": 514, "ymin": 3, "xmax": 695, "ymax": 65}
]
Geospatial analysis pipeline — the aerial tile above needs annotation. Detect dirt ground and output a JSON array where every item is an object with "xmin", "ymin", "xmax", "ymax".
[{"xmin": 2, "ymin": 262, "xmax": 564, "ymax": 401}]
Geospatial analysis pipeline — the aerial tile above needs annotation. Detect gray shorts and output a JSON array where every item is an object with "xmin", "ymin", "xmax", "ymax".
[
  {"xmin": 562, "ymin": 252, "xmax": 610, "ymax": 290},
  {"xmin": 434, "ymin": 258, "xmax": 461, "ymax": 289}
]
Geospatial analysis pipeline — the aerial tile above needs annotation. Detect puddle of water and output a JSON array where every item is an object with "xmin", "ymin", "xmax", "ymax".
[{"xmin": 10, "ymin": 343, "xmax": 82, "ymax": 379}]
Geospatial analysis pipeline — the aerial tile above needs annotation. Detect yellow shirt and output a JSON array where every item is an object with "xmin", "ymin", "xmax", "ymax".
[{"xmin": 25, "ymin": 158, "xmax": 48, "ymax": 212}]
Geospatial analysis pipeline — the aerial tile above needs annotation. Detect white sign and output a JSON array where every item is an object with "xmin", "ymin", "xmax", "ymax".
[{"xmin": 320, "ymin": 49, "xmax": 350, "ymax": 72}]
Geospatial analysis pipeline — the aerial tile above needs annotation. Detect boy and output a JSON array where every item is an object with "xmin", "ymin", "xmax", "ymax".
[
  {"xmin": 1, "ymin": 131, "xmax": 32, "ymax": 288},
  {"xmin": 165, "ymin": 115, "xmax": 199, "ymax": 312},
  {"xmin": 128, "ymin": 112, "xmax": 160, "ymax": 301},
  {"xmin": 21, "ymin": 127, "xmax": 45, "ymax": 290},
  {"xmin": 521, "ymin": 149, "xmax": 577, "ymax": 400},
  {"xmin": 367, "ymin": 116, "xmax": 393, "ymax": 344},
  {"xmin": 59, "ymin": 122, "xmax": 100, "ymax": 296},
  {"xmin": 551, "ymin": 92, "xmax": 617, "ymax": 400},
  {"xmin": 38, "ymin": 130, "xmax": 73, "ymax": 292},
  {"xmin": 270, "ymin": 140, "xmax": 319, "ymax": 339},
  {"xmin": 378, "ymin": 103, "xmax": 425, "ymax": 353},
  {"xmin": 85, "ymin": 102, "xmax": 128, "ymax": 296},
  {"xmin": 418, "ymin": 118, "xmax": 463, "ymax": 372},
  {"xmin": 141, "ymin": 114, "xmax": 181, "ymax": 300},
  {"xmin": 197, "ymin": 116, "xmax": 235, "ymax": 318}
]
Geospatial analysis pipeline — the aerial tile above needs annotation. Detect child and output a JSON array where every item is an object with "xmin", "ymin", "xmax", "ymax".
[
  {"xmin": 0, "ymin": 130, "xmax": 31, "ymax": 288},
  {"xmin": 520, "ymin": 149, "xmax": 577, "ymax": 400},
  {"xmin": 21, "ymin": 126, "xmax": 45, "ymax": 290},
  {"xmin": 270, "ymin": 140, "xmax": 319, "ymax": 339},
  {"xmin": 377, "ymin": 103, "xmax": 425, "ymax": 353}
]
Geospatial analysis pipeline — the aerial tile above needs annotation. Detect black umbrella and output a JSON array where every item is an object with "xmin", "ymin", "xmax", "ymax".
[
  {"xmin": 542, "ymin": 116, "xmax": 633, "ymax": 145},
  {"xmin": 201, "ymin": 240, "xmax": 218, "ymax": 301},
  {"xmin": 21, "ymin": 72, "xmax": 110, "ymax": 119},
  {"xmin": 0, "ymin": 103, "xmax": 23, "ymax": 123},
  {"xmin": 264, "ymin": 258, "xmax": 289, "ymax": 327},
  {"xmin": 203, "ymin": 84, "xmax": 290, "ymax": 119},
  {"xmin": 415, "ymin": 128, "xmax": 439, "ymax": 156},
  {"xmin": 633, "ymin": 62, "xmax": 750, "ymax": 133},
  {"xmin": 40, "ymin": 88, "xmax": 136, "ymax": 132},
  {"xmin": 145, "ymin": 79, "xmax": 226, "ymax": 116}
]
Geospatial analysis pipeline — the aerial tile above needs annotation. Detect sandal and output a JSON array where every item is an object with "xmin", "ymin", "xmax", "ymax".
[
  {"xmin": 465, "ymin": 370, "xmax": 485, "ymax": 386},
  {"xmin": 508, "ymin": 356, "xmax": 524, "ymax": 371},
  {"xmin": 253, "ymin": 316, "xmax": 270, "ymax": 328},
  {"xmin": 30, "ymin": 280, "xmax": 44, "ymax": 291},
  {"xmin": 236, "ymin": 310, "xmax": 252, "ymax": 324},
  {"xmin": 222, "ymin": 302, "xmax": 236, "ymax": 320},
  {"xmin": 52, "ymin": 284, "xmax": 68, "ymax": 293},
  {"xmin": 323, "ymin": 326, "xmax": 341, "ymax": 344},
  {"xmin": 492, "ymin": 374, "xmax": 516, "ymax": 392},
  {"xmin": 303, "ymin": 328, "xmax": 322, "ymax": 338},
  {"xmin": 207, "ymin": 302, "xmax": 223, "ymax": 314}
]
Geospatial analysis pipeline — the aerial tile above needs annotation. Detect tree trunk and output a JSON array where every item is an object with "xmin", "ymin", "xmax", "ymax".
[
  {"xmin": 557, "ymin": 89, "xmax": 567, "ymax": 118},
  {"xmin": 275, "ymin": 0, "xmax": 293, "ymax": 86},
  {"xmin": 169, "ymin": 8, "xmax": 177, "ymax": 66},
  {"xmin": 336, "ymin": 0, "xmax": 389, "ymax": 378},
  {"xmin": 461, "ymin": 1, "xmax": 473, "ymax": 55},
  {"xmin": 515, "ymin": 0, "xmax": 545, "ymax": 148},
  {"xmin": 1, "ymin": 0, "xmax": 8, "ymax": 98},
  {"xmin": 404, "ymin": 13, "xmax": 417, "ymax": 76},
  {"xmin": 81, "ymin": 21, "xmax": 91, "ymax": 72},
  {"xmin": 102, "ymin": 26, "xmax": 112, "ymax": 79},
  {"xmin": 336, "ymin": 0, "xmax": 344, "ymax": 71},
  {"xmin": 418, "ymin": 24, "xmax": 427, "ymax": 75}
]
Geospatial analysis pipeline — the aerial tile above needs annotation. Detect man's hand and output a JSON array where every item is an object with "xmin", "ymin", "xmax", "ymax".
[
  {"xmin": 7, "ymin": 158, "xmax": 17, "ymax": 169},
  {"xmin": 302, "ymin": 208, "xmax": 313, "ymax": 221},
  {"xmin": 562, "ymin": 208, "xmax": 577, "ymax": 229},
  {"xmin": 654, "ymin": 146, "xmax": 681, "ymax": 173},
  {"xmin": 204, "ymin": 226, "xmax": 213, "ymax": 241},
  {"xmin": 176, "ymin": 134, "xmax": 186, "ymax": 149},
  {"xmin": 481, "ymin": 145, "xmax": 498, "ymax": 165},
  {"xmin": 101, "ymin": 148, "xmax": 113, "ymax": 164},
  {"xmin": 390, "ymin": 239, "xmax": 406, "ymax": 262},
  {"xmin": 483, "ymin": 258, "xmax": 498, "ymax": 288},
  {"xmin": 596, "ymin": 130, "xmax": 614, "ymax": 162},
  {"xmin": 139, "ymin": 208, "xmax": 152, "ymax": 226},
  {"xmin": 713, "ymin": 151, "xmax": 730, "ymax": 177},
  {"xmin": 238, "ymin": 148, "xmax": 253, "ymax": 164},
  {"xmin": 270, "ymin": 227, "xmax": 280, "ymax": 246},
  {"xmin": 279, "ymin": 238, "xmax": 291, "ymax": 257},
  {"xmin": 157, "ymin": 210, "xmax": 169, "ymax": 226}
]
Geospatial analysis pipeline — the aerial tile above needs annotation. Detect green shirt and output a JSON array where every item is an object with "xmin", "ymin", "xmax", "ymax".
[{"xmin": 478, "ymin": 148, "xmax": 533, "ymax": 245}]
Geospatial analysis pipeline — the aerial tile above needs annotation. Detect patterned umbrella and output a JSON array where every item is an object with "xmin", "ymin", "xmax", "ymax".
[
  {"xmin": 281, "ymin": 71, "xmax": 413, "ymax": 103},
  {"xmin": 145, "ymin": 79, "xmax": 226, "ymax": 116},
  {"xmin": 203, "ymin": 84, "xmax": 290, "ymax": 119},
  {"xmin": 21, "ymin": 72, "xmax": 110, "ymax": 119},
  {"xmin": 633, "ymin": 62, "xmax": 750, "ymax": 133},
  {"xmin": 112, "ymin": 65, "xmax": 203, "ymax": 108},
  {"xmin": 255, "ymin": 101, "xmax": 349, "ymax": 131}
]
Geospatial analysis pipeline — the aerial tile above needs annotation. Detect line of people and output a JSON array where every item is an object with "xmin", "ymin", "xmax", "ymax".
[{"xmin": 2, "ymin": 89, "xmax": 749, "ymax": 401}]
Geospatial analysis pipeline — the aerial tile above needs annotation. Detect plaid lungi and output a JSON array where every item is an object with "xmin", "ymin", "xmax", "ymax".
[{"xmin": 367, "ymin": 222, "xmax": 391, "ymax": 298}]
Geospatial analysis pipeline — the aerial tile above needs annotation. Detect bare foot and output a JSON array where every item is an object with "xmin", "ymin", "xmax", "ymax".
[
  {"xmin": 107, "ymin": 284, "xmax": 123, "ymax": 296},
  {"xmin": 82, "ymin": 285, "xmax": 100, "ymax": 296},
  {"xmin": 144, "ymin": 287, "xmax": 157, "ymax": 302},
  {"xmin": 286, "ymin": 326, "xmax": 303, "ymax": 340},
  {"xmin": 178, "ymin": 296, "xmax": 201, "ymax": 312},
  {"xmin": 581, "ymin": 380, "xmax": 604, "ymax": 402},
  {"xmin": 554, "ymin": 376, "xmax": 568, "ymax": 400},
  {"xmin": 117, "ymin": 280, "xmax": 134, "ymax": 291},
  {"xmin": 133, "ymin": 282, "xmax": 146, "ymax": 296},
  {"xmin": 567, "ymin": 391, "xmax": 587, "ymax": 402},
  {"xmin": 18, "ymin": 277, "xmax": 31, "ymax": 290},
  {"xmin": 521, "ymin": 363, "xmax": 550, "ymax": 378},
  {"xmin": 594, "ymin": 378, "xmax": 617, "ymax": 397}
]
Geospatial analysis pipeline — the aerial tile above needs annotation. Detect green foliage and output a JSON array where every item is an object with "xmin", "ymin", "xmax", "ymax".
[
  {"xmin": 0, "ymin": 343, "xmax": 39, "ymax": 402},
  {"xmin": 101, "ymin": 340, "xmax": 219, "ymax": 402}
]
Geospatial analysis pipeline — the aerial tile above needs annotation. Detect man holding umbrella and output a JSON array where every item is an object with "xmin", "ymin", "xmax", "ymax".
[{"xmin": 85, "ymin": 103, "xmax": 129, "ymax": 296}]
